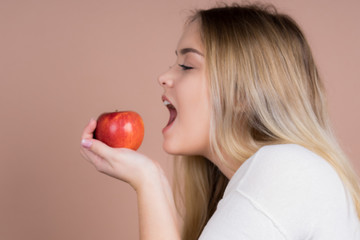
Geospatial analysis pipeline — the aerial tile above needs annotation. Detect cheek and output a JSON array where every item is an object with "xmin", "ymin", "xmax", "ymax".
[
  {"xmin": 182, "ymin": 101, "xmax": 210, "ymax": 135},
  {"xmin": 164, "ymin": 115, "xmax": 210, "ymax": 156},
  {"xmin": 162, "ymin": 73, "xmax": 211, "ymax": 156},
  {"xmin": 185, "ymin": 118, "xmax": 210, "ymax": 154},
  {"xmin": 176, "ymin": 88, "xmax": 211, "ymax": 154}
]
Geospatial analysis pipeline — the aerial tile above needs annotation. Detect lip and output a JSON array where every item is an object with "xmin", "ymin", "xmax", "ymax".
[
  {"xmin": 162, "ymin": 95, "xmax": 171, "ymax": 104},
  {"xmin": 161, "ymin": 95, "xmax": 177, "ymax": 133}
]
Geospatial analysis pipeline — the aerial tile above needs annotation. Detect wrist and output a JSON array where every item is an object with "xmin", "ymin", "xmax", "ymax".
[{"xmin": 132, "ymin": 160, "xmax": 164, "ymax": 193}]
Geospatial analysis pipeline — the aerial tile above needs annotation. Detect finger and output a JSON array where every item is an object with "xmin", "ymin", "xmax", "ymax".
[
  {"xmin": 80, "ymin": 145, "xmax": 94, "ymax": 162},
  {"xmin": 81, "ymin": 138, "xmax": 114, "ymax": 163},
  {"xmin": 81, "ymin": 118, "xmax": 97, "ymax": 140},
  {"xmin": 80, "ymin": 145, "xmax": 112, "ymax": 173}
]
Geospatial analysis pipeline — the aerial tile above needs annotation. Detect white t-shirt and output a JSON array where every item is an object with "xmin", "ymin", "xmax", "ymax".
[{"xmin": 199, "ymin": 144, "xmax": 360, "ymax": 240}]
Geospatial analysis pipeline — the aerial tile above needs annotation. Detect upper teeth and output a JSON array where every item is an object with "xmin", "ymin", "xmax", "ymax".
[{"xmin": 163, "ymin": 100, "xmax": 171, "ymax": 106}]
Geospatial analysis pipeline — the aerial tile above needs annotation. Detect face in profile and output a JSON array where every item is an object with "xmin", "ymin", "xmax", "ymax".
[{"xmin": 158, "ymin": 20, "xmax": 211, "ymax": 157}]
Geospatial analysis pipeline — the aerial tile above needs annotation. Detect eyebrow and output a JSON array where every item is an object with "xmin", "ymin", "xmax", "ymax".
[{"xmin": 175, "ymin": 48, "xmax": 204, "ymax": 57}]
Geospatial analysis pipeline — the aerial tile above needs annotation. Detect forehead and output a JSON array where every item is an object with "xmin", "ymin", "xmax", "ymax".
[{"xmin": 177, "ymin": 20, "xmax": 203, "ymax": 51}]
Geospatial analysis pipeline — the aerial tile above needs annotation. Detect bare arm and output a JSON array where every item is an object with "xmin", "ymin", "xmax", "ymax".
[
  {"xmin": 136, "ymin": 166, "xmax": 180, "ymax": 240},
  {"xmin": 80, "ymin": 119, "xmax": 180, "ymax": 240}
]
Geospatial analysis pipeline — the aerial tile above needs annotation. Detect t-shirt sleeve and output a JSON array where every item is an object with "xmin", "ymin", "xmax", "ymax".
[
  {"xmin": 199, "ymin": 189, "xmax": 286, "ymax": 240},
  {"xmin": 199, "ymin": 144, "xmax": 360, "ymax": 240}
]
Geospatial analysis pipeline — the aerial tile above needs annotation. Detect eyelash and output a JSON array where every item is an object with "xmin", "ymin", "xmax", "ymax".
[{"xmin": 178, "ymin": 64, "xmax": 193, "ymax": 70}]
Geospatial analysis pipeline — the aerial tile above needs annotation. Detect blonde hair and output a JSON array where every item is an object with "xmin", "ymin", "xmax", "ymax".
[{"xmin": 173, "ymin": 4, "xmax": 360, "ymax": 240}]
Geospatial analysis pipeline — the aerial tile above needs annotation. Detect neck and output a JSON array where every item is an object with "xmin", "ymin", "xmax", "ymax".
[{"xmin": 205, "ymin": 152, "xmax": 240, "ymax": 179}]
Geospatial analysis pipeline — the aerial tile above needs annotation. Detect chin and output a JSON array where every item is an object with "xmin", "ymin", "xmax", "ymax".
[
  {"xmin": 162, "ymin": 140, "xmax": 207, "ymax": 157},
  {"xmin": 162, "ymin": 141, "xmax": 182, "ymax": 155}
]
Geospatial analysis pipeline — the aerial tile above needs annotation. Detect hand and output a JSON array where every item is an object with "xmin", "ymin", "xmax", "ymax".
[
  {"xmin": 80, "ymin": 119, "xmax": 180, "ymax": 239},
  {"xmin": 80, "ymin": 119, "xmax": 159, "ymax": 191}
]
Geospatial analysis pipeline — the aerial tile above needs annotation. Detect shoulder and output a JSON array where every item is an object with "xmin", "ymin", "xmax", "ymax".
[
  {"xmin": 249, "ymin": 143, "xmax": 334, "ymax": 174},
  {"xmin": 223, "ymin": 144, "xmax": 358, "ymax": 239},
  {"xmin": 226, "ymin": 144, "xmax": 342, "ymax": 197}
]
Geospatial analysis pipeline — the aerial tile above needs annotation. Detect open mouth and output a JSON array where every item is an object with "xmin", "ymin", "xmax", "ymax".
[{"xmin": 163, "ymin": 97, "xmax": 177, "ymax": 128}]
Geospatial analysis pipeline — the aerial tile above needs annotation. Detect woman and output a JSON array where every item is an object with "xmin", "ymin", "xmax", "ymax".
[{"xmin": 80, "ymin": 4, "xmax": 360, "ymax": 239}]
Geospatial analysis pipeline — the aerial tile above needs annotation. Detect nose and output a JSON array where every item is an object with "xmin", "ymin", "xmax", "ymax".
[{"xmin": 158, "ymin": 67, "xmax": 174, "ymax": 87}]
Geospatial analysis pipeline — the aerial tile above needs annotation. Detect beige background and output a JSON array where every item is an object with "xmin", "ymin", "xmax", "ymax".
[{"xmin": 1, "ymin": 0, "xmax": 359, "ymax": 239}]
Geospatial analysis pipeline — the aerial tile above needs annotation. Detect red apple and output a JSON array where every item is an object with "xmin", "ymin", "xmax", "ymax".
[{"xmin": 94, "ymin": 111, "xmax": 144, "ymax": 150}]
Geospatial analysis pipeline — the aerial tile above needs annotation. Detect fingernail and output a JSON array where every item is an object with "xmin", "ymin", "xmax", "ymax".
[{"xmin": 81, "ymin": 139, "xmax": 92, "ymax": 148}]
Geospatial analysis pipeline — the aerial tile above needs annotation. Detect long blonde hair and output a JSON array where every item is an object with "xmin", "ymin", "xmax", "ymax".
[{"xmin": 173, "ymin": 4, "xmax": 360, "ymax": 240}]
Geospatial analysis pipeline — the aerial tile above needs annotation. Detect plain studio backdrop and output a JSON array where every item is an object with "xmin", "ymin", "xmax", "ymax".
[{"xmin": 0, "ymin": 0, "xmax": 359, "ymax": 239}]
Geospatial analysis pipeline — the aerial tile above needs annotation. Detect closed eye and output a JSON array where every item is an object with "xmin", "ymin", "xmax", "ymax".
[{"xmin": 178, "ymin": 64, "xmax": 193, "ymax": 70}]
